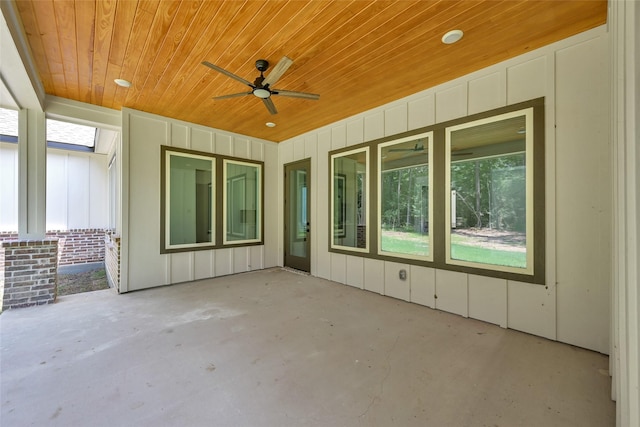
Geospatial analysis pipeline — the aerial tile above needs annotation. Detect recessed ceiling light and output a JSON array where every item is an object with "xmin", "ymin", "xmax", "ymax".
[
  {"xmin": 114, "ymin": 78, "xmax": 132, "ymax": 88},
  {"xmin": 442, "ymin": 29, "xmax": 463, "ymax": 45},
  {"xmin": 265, "ymin": 122, "xmax": 276, "ymax": 128}
]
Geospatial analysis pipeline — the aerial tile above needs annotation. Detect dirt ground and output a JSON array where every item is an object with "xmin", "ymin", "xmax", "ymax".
[{"xmin": 57, "ymin": 268, "xmax": 110, "ymax": 296}]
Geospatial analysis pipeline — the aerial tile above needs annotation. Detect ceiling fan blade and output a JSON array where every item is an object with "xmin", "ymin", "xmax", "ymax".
[
  {"xmin": 212, "ymin": 92, "xmax": 252, "ymax": 100},
  {"xmin": 272, "ymin": 89, "xmax": 320, "ymax": 100},
  {"xmin": 262, "ymin": 56, "xmax": 293, "ymax": 87},
  {"xmin": 263, "ymin": 97, "xmax": 278, "ymax": 115},
  {"xmin": 202, "ymin": 61, "xmax": 253, "ymax": 87}
]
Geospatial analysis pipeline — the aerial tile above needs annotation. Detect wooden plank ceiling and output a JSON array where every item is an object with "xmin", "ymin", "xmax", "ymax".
[{"xmin": 15, "ymin": 0, "xmax": 606, "ymax": 142}]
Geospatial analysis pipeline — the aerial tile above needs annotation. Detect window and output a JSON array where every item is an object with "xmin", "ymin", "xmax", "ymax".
[
  {"xmin": 162, "ymin": 147, "xmax": 215, "ymax": 252},
  {"xmin": 445, "ymin": 108, "xmax": 534, "ymax": 274},
  {"xmin": 223, "ymin": 159, "xmax": 262, "ymax": 244},
  {"xmin": 327, "ymin": 98, "xmax": 544, "ymax": 284},
  {"xmin": 331, "ymin": 147, "xmax": 369, "ymax": 251},
  {"xmin": 46, "ymin": 119, "xmax": 96, "ymax": 151},
  {"xmin": 378, "ymin": 132, "xmax": 433, "ymax": 261},
  {"xmin": 0, "ymin": 108, "xmax": 98, "ymax": 152}
]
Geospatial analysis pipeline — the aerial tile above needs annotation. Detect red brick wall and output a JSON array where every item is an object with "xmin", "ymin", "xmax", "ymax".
[
  {"xmin": 0, "ymin": 229, "xmax": 105, "ymax": 266},
  {"xmin": 1, "ymin": 239, "xmax": 58, "ymax": 310}
]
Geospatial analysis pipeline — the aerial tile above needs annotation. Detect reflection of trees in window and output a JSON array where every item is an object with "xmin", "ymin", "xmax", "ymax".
[
  {"xmin": 451, "ymin": 154, "xmax": 525, "ymax": 231},
  {"xmin": 447, "ymin": 108, "xmax": 533, "ymax": 273},
  {"xmin": 381, "ymin": 165, "xmax": 429, "ymax": 233}
]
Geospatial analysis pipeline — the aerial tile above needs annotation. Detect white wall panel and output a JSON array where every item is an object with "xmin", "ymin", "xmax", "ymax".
[
  {"xmin": 435, "ymin": 270, "xmax": 468, "ymax": 317},
  {"xmin": 171, "ymin": 124, "xmax": 189, "ymax": 149},
  {"xmin": 124, "ymin": 108, "xmax": 271, "ymax": 290},
  {"xmin": 171, "ymin": 252, "xmax": 193, "ymax": 284},
  {"xmin": 555, "ymin": 36, "xmax": 610, "ymax": 354},
  {"xmin": 0, "ymin": 144, "xmax": 18, "ymax": 231},
  {"xmin": 42, "ymin": 149, "xmax": 108, "ymax": 231},
  {"xmin": 506, "ymin": 56, "xmax": 547, "ymax": 104},
  {"xmin": 263, "ymin": 143, "xmax": 278, "ymax": 268},
  {"xmin": 191, "ymin": 128, "xmax": 213, "ymax": 152},
  {"xmin": 435, "ymin": 84, "xmax": 467, "ymax": 123},
  {"xmin": 194, "ymin": 250, "xmax": 214, "ymax": 280},
  {"xmin": 251, "ymin": 140, "xmax": 264, "ymax": 161},
  {"xmin": 45, "ymin": 152, "xmax": 67, "ymax": 229},
  {"xmin": 468, "ymin": 71, "xmax": 506, "ymax": 115},
  {"xmin": 249, "ymin": 245, "xmax": 263, "ymax": 271},
  {"xmin": 364, "ymin": 111, "xmax": 384, "ymax": 142},
  {"xmin": 67, "ymin": 155, "xmax": 90, "ymax": 228},
  {"xmin": 363, "ymin": 258, "xmax": 384, "ymax": 294},
  {"xmin": 330, "ymin": 252, "xmax": 347, "ymax": 284},
  {"xmin": 468, "ymin": 275, "xmax": 507, "ymax": 327},
  {"xmin": 279, "ymin": 140, "xmax": 293, "ymax": 165},
  {"xmin": 410, "ymin": 265, "xmax": 435, "ymax": 308},
  {"xmin": 215, "ymin": 248, "xmax": 233, "ymax": 277},
  {"xmin": 384, "ymin": 261, "xmax": 410, "ymax": 301},
  {"xmin": 346, "ymin": 118, "xmax": 364, "ymax": 146},
  {"xmin": 331, "ymin": 124, "xmax": 346, "ymax": 150},
  {"xmin": 216, "ymin": 133, "xmax": 233, "ymax": 156},
  {"xmin": 508, "ymin": 280, "xmax": 556, "ymax": 341},
  {"xmin": 384, "ymin": 104, "xmax": 407, "ymax": 136},
  {"xmin": 345, "ymin": 255, "xmax": 364, "ymax": 289},
  {"xmin": 304, "ymin": 134, "xmax": 317, "ymax": 159},
  {"xmin": 233, "ymin": 137, "xmax": 250, "ymax": 159},
  {"xmin": 127, "ymin": 113, "xmax": 168, "ymax": 290},
  {"xmin": 408, "ymin": 94, "xmax": 435, "ymax": 130},
  {"xmin": 292, "ymin": 137, "xmax": 305, "ymax": 161},
  {"xmin": 233, "ymin": 247, "xmax": 249, "ymax": 273},
  {"xmin": 88, "ymin": 155, "xmax": 108, "ymax": 228}
]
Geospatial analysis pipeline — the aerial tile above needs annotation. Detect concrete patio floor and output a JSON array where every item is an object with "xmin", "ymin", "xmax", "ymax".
[{"xmin": 1, "ymin": 268, "xmax": 614, "ymax": 426}]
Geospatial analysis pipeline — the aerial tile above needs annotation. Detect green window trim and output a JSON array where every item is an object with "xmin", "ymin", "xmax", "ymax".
[
  {"xmin": 377, "ymin": 131, "xmax": 434, "ymax": 262},
  {"xmin": 328, "ymin": 97, "xmax": 545, "ymax": 285},
  {"xmin": 160, "ymin": 145, "xmax": 264, "ymax": 254},
  {"xmin": 330, "ymin": 147, "xmax": 370, "ymax": 253}
]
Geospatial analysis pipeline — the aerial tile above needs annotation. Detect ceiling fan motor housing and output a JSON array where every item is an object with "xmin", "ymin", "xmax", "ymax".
[{"xmin": 255, "ymin": 59, "xmax": 269, "ymax": 72}]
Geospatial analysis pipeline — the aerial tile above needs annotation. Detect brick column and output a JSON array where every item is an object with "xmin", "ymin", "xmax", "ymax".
[{"xmin": 1, "ymin": 239, "xmax": 58, "ymax": 310}]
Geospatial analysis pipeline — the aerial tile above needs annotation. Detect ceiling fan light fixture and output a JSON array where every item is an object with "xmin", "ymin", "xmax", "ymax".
[
  {"xmin": 114, "ymin": 78, "xmax": 132, "ymax": 88},
  {"xmin": 253, "ymin": 88, "xmax": 271, "ymax": 99},
  {"xmin": 442, "ymin": 29, "xmax": 463, "ymax": 44}
]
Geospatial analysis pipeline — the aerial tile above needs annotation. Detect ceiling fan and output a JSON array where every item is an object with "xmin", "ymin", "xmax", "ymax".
[
  {"xmin": 389, "ymin": 143, "xmax": 425, "ymax": 152},
  {"xmin": 201, "ymin": 56, "xmax": 320, "ymax": 114}
]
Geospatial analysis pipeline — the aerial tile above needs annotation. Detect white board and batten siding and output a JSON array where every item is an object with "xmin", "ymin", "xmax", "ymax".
[
  {"xmin": 0, "ymin": 142, "xmax": 109, "ymax": 231},
  {"xmin": 46, "ymin": 149, "xmax": 109, "ymax": 230},
  {"xmin": 121, "ymin": 108, "xmax": 278, "ymax": 292},
  {"xmin": 278, "ymin": 26, "xmax": 611, "ymax": 354}
]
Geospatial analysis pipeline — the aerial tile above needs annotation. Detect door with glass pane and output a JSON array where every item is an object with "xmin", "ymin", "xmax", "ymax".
[{"xmin": 284, "ymin": 159, "xmax": 311, "ymax": 272}]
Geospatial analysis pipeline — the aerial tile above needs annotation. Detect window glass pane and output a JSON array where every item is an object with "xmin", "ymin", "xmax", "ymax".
[
  {"xmin": 332, "ymin": 148, "xmax": 368, "ymax": 250},
  {"xmin": 47, "ymin": 119, "xmax": 96, "ymax": 148},
  {"xmin": 224, "ymin": 160, "xmax": 261, "ymax": 243},
  {"xmin": 379, "ymin": 133, "xmax": 432, "ymax": 260},
  {"xmin": 0, "ymin": 108, "xmax": 18, "ymax": 140},
  {"xmin": 447, "ymin": 110, "xmax": 533, "ymax": 273},
  {"xmin": 165, "ymin": 150, "xmax": 215, "ymax": 249}
]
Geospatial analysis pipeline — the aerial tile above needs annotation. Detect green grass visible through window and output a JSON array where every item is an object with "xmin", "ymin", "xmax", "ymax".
[
  {"xmin": 381, "ymin": 231, "xmax": 429, "ymax": 256},
  {"xmin": 380, "ymin": 230, "xmax": 526, "ymax": 268}
]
